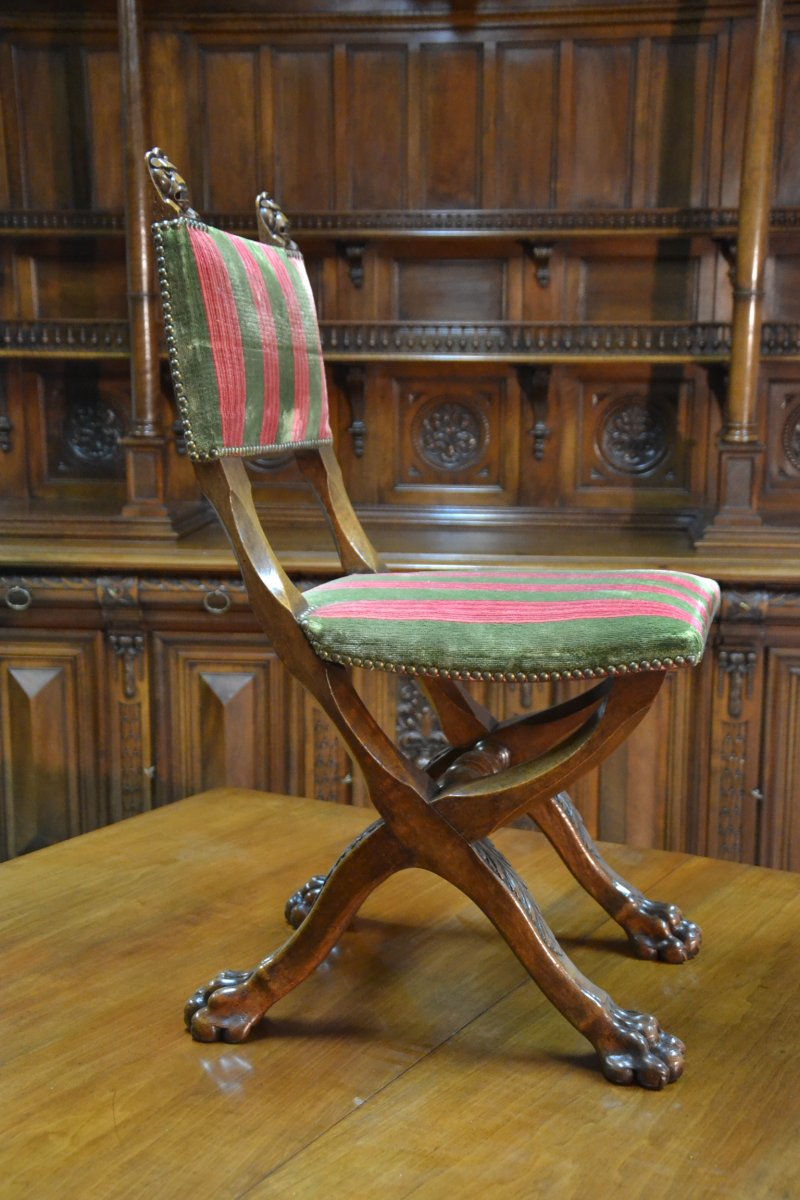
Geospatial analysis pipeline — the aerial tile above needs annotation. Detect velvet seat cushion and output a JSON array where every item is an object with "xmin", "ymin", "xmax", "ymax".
[{"xmin": 300, "ymin": 568, "xmax": 720, "ymax": 682}]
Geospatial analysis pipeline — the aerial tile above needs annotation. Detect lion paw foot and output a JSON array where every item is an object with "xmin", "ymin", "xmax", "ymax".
[
  {"xmin": 596, "ymin": 1004, "xmax": 685, "ymax": 1089},
  {"xmin": 622, "ymin": 897, "xmax": 702, "ymax": 963},
  {"xmin": 184, "ymin": 969, "xmax": 267, "ymax": 1043}
]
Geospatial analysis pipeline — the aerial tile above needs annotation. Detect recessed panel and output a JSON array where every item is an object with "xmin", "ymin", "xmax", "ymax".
[{"xmin": 396, "ymin": 260, "xmax": 505, "ymax": 321}]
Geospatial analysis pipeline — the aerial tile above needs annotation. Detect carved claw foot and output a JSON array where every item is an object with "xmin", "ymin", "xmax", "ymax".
[
  {"xmin": 284, "ymin": 874, "xmax": 328, "ymax": 929},
  {"xmin": 620, "ymin": 897, "xmax": 702, "ymax": 963},
  {"xmin": 184, "ymin": 968, "xmax": 271, "ymax": 1043},
  {"xmin": 593, "ymin": 1003, "xmax": 685, "ymax": 1089}
]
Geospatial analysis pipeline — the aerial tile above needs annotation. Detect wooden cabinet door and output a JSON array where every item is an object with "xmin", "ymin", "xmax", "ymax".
[
  {"xmin": 152, "ymin": 633, "xmax": 287, "ymax": 804},
  {"xmin": 0, "ymin": 632, "xmax": 104, "ymax": 858}
]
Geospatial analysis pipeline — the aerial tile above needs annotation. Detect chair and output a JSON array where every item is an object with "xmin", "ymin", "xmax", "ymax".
[{"xmin": 146, "ymin": 149, "xmax": 720, "ymax": 1089}]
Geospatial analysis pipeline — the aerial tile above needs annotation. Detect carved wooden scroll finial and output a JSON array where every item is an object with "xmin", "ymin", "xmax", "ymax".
[
  {"xmin": 256, "ymin": 191, "xmax": 298, "ymax": 252},
  {"xmin": 145, "ymin": 147, "xmax": 199, "ymax": 219}
]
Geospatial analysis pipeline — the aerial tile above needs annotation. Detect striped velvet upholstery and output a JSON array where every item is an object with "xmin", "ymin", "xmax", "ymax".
[
  {"xmin": 300, "ymin": 569, "xmax": 721, "ymax": 681},
  {"xmin": 154, "ymin": 217, "xmax": 332, "ymax": 460}
]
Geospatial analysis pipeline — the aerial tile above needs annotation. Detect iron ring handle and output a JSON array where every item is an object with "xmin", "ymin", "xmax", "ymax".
[{"xmin": 203, "ymin": 588, "xmax": 231, "ymax": 615}]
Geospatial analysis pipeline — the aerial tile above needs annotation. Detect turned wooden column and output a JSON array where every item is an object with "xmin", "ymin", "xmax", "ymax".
[
  {"xmin": 697, "ymin": 0, "xmax": 787, "ymax": 546},
  {"xmin": 118, "ymin": 0, "xmax": 168, "ymax": 518}
]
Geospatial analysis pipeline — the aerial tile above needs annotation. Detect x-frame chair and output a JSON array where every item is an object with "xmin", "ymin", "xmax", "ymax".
[{"xmin": 147, "ymin": 149, "xmax": 720, "ymax": 1089}]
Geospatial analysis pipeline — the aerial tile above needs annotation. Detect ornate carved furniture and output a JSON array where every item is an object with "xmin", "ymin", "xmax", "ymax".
[{"xmin": 147, "ymin": 149, "xmax": 720, "ymax": 1089}]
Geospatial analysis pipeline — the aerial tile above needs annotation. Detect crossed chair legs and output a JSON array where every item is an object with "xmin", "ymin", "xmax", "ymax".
[{"xmin": 185, "ymin": 672, "xmax": 700, "ymax": 1089}]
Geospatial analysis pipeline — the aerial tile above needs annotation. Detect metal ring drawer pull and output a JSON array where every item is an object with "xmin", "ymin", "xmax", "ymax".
[
  {"xmin": 203, "ymin": 588, "xmax": 231, "ymax": 615},
  {"xmin": 5, "ymin": 585, "xmax": 32, "ymax": 611}
]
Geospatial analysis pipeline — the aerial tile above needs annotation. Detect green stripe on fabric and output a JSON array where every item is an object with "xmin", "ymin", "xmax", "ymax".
[
  {"xmin": 286, "ymin": 257, "xmax": 325, "ymax": 441},
  {"xmin": 300, "ymin": 613, "xmax": 708, "ymax": 677},
  {"xmin": 207, "ymin": 228, "xmax": 265, "ymax": 448},
  {"xmin": 161, "ymin": 224, "xmax": 223, "ymax": 453},
  {"xmin": 252, "ymin": 247, "xmax": 296, "ymax": 444}
]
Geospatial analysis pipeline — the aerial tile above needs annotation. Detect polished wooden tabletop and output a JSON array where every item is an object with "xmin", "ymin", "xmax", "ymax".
[{"xmin": 1, "ymin": 788, "xmax": 798, "ymax": 1198}]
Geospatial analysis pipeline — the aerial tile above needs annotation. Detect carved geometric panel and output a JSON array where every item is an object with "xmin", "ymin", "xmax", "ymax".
[
  {"xmin": 387, "ymin": 373, "xmax": 519, "ymax": 505},
  {"xmin": 152, "ymin": 634, "xmax": 285, "ymax": 804},
  {"xmin": 0, "ymin": 634, "xmax": 103, "ymax": 860}
]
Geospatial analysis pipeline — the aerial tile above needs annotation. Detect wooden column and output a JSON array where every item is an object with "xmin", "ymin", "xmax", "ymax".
[
  {"xmin": 697, "ymin": 0, "xmax": 798, "ymax": 548},
  {"xmin": 118, "ymin": 0, "xmax": 168, "ymax": 520}
]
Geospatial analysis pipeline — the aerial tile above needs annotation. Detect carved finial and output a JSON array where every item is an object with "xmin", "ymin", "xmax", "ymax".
[
  {"xmin": 256, "ymin": 191, "xmax": 298, "ymax": 252},
  {"xmin": 145, "ymin": 147, "xmax": 199, "ymax": 219}
]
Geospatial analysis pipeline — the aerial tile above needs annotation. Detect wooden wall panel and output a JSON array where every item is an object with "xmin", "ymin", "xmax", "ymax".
[
  {"xmin": 642, "ymin": 37, "xmax": 714, "ymax": 208},
  {"xmin": 570, "ymin": 41, "xmax": 634, "ymax": 208},
  {"xmin": 579, "ymin": 251, "xmax": 698, "ymax": 321},
  {"xmin": 83, "ymin": 48, "xmax": 123, "ymax": 209},
  {"xmin": 345, "ymin": 45, "xmax": 407, "ymax": 210},
  {"xmin": 775, "ymin": 29, "xmax": 800, "ymax": 206},
  {"xmin": 147, "ymin": 33, "xmax": 196, "ymax": 190},
  {"xmin": 395, "ymin": 258, "xmax": 505, "ymax": 321},
  {"xmin": 13, "ymin": 45, "xmax": 82, "ymax": 208},
  {"xmin": 201, "ymin": 49, "xmax": 261, "ymax": 211},
  {"xmin": 271, "ymin": 47, "xmax": 335, "ymax": 210},
  {"xmin": 494, "ymin": 42, "xmax": 557, "ymax": 209},
  {"xmin": 418, "ymin": 44, "xmax": 482, "ymax": 208},
  {"xmin": 0, "ymin": 634, "xmax": 103, "ymax": 858}
]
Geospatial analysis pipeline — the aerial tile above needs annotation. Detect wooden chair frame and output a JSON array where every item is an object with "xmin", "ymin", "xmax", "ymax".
[{"xmin": 148, "ymin": 151, "xmax": 703, "ymax": 1089}]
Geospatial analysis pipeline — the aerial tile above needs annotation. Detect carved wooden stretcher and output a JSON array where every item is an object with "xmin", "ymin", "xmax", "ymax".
[{"xmin": 147, "ymin": 149, "xmax": 720, "ymax": 1089}]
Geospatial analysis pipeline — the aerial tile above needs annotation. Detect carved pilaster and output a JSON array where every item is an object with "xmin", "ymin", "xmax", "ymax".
[
  {"xmin": 336, "ymin": 364, "xmax": 368, "ymax": 457},
  {"xmin": 523, "ymin": 241, "xmax": 554, "ymax": 288},
  {"xmin": 516, "ymin": 365, "xmax": 551, "ymax": 462},
  {"xmin": 338, "ymin": 241, "xmax": 366, "ymax": 288},
  {"xmin": 396, "ymin": 678, "xmax": 449, "ymax": 769}
]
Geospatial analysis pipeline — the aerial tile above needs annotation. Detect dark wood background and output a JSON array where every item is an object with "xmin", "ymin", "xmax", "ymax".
[{"xmin": 1, "ymin": 0, "xmax": 799, "ymax": 871}]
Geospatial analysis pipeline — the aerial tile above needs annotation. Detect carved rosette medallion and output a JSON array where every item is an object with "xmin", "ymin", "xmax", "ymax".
[
  {"xmin": 781, "ymin": 400, "xmax": 800, "ymax": 472},
  {"xmin": 597, "ymin": 395, "xmax": 671, "ymax": 475},
  {"xmin": 64, "ymin": 402, "xmax": 123, "ymax": 466},
  {"xmin": 412, "ymin": 399, "xmax": 488, "ymax": 471}
]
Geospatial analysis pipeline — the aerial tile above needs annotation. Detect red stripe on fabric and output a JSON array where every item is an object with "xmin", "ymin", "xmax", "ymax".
[
  {"xmin": 188, "ymin": 227, "xmax": 247, "ymax": 446},
  {"xmin": 314, "ymin": 577, "xmax": 709, "ymax": 609},
  {"xmin": 262, "ymin": 245, "xmax": 310, "ymax": 441},
  {"xmin": 231, "ymin": 238, "xmax": 281, "ymax": 444},
  {"xmin": 309, "ymin": 598, "xmax": 707, "ymax": 633},
  {"xmin": 319, "ymin": 570, "xmax": 715, "ymax": 607}
]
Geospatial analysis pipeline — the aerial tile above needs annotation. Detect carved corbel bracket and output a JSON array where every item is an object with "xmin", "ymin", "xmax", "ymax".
[
  {"xmin": 717, "ymin": 647, "xmax": 758, "ymax": 719},
  {"xmin": 337, "ymin": 241, "xmax": 367, "ymax": 288},
  {"xmin": 335, "ymin": 363, "xmax": 368, "ymax": 457},
  {"xmin": 522, "ymin": 241, "xmax": 554, "ymax": 288},
  {"xmin": 516, "ymin": 364, "xmax": 552, "ymax": 461},
  {"xmin": 109, "ymin": 632, "xmax": 145, "ymax": 700},
  {"xmin": 0, "ymin": 369, "xmax": 11, "ymax": 453},
  {"xmin": 714, "ymin": 237, "xmax": 737, "ymax": 289}
]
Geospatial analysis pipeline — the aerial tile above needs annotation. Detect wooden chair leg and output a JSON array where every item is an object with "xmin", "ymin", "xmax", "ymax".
[
  {"xmin": 533, "ymin": 791, "xmax": 702, "ymax": 963},
  {"xmin": 185, "ymin": 819, "xmax": 409, "ymax": 1043},
  {"xmin": 450, "ymin": 837, "xmax": 685, "ymax": 1088}
]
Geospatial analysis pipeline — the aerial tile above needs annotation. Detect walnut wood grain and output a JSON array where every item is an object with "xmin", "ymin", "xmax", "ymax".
[{"xmin": 1, "ymin": 789, "xmax": 798, "ymax": 1198}]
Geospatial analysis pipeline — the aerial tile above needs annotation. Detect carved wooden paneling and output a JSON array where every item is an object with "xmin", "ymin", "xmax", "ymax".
[
  {"xmin": 760, "ymin": 647, "xmax": 800, "ymax": 871},
  {"xmin": 152, "ymin": 633, "xmax": 285, "ymax": 803},
  {"xmin": 396, "ymin": 258, "xmax": 505, "ymax": 322},
  {"xmin": 764, "ymin": 379, "xmax": 800, "ymax": 503},
  {"xmin": 578, "ymin": 250, "xmax": 699, "ymax": 322},
  {"xmin": 386, "ymin": 370, "xmax": 519, "ymax": 507},
  {"xmin": 345, "ymin": 45, "xmax": 407, "ymax": 210},
  {"xmin": 417, "ymin": 43, "xmax": 482, "ymax": 209},
  {"xmin": 570, "ymin": 41, "xmax": 635, "ymax": 209},
  {"xmin": 640, "ymin": 37, "xmax": 715, "ymax": 209},
  {"xmin": 0, "ymin": 632, "xmax": 104, "ymax": 858},
  {"xmin": 564, "ymin": 370, "xmax": 706, "ymax": 511},
  {"xmin": 494, "ymin": 42, "xmax": 557, "ymax": 209},
  {"xmin": 767, "ymin": 253, "xmax": 800, "ymax": 324},
  {"xmin": 775, "ymin": 29, "xmax": 800, "ymax": 207},
  {"xmin": 271, "ymin": 47, "xmax": 335, "ymax": 211},
  {"xmin": 200, "ymin": 48, "xmax": 261, "ymax": 212}
]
